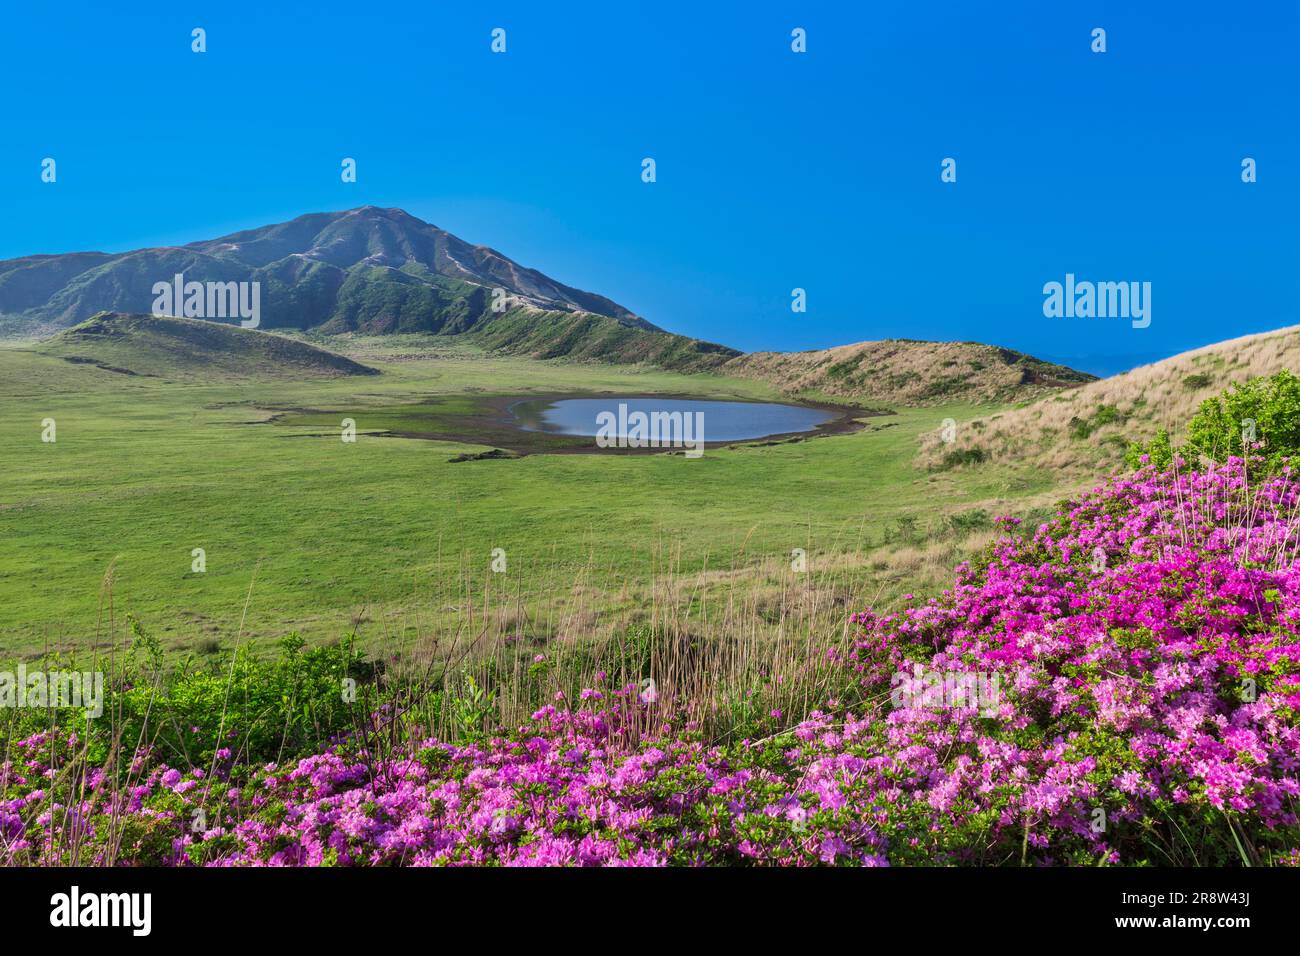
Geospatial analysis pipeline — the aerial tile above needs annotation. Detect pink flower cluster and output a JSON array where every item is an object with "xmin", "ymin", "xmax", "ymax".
[
  {"xmin": 0, "ymin": 706, "xmax": 888, "ymax": 867},
  {"xmin": 845, "ymin": 458, "xmax": 1300, "ymax": 861}
]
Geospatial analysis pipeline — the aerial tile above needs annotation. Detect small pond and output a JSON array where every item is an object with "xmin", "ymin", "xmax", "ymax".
[{"xmin": 510, "ymin": 397, "xmax": 837, "ymax": 443}]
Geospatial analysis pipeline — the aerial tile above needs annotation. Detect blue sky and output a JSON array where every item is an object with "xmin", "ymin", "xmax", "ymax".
[{"xmin": 2, "ymin": 1, "xmax": 1296, "ymax": 375}]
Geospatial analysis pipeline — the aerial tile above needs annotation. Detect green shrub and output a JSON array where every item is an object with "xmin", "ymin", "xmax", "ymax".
[
  {"xmin": 1124, "ymin": 428, "xmax": 1174, "ymax": 471},
  {"xmin": 1123, "ymin": 371, "xmax": 1300, "ymax": 475},
  {"xmin": 940, "ymin": 447, "xmax": 987, "ymax": 469},
  {"xmin": 1183, "ymin": 369, "xmax": 1300, "ymax": 469},
  {"xmin": 1071, "ymin": 404, "xmax": 1126, "ymax": 440},
  {"xmin": 946, "ymin": 508, "xmax": 990, "ymax": 535},
  {"xmin": 2, "ymin": 622, "xmax": 377, "ymax": 772}
]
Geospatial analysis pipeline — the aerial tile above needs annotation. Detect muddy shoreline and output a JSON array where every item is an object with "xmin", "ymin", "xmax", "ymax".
[{"xmin": 266, "ymin": 391, "xmax": 890, "ymax": 457}]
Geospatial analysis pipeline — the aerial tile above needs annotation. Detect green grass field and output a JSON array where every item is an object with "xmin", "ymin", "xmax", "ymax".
[{"xmin": 0, "ymin": 337, "xmax": 1053, "ymax": 660}]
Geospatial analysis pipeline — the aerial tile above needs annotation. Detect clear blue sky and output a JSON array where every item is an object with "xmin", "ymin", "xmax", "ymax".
[{"xmin": 2, "ymin": 1, "xmax": 1296, "ymax": 374}]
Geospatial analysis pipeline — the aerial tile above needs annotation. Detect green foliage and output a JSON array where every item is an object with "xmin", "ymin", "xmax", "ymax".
[
  {"xmin": 826, "ymin": 357, "xmax": 861, "ymax": 380},
  {"xmin": 940, "ymin": 447, "xmax": 987, "ymax": 469},
  {"xmin": 3, "ymin": 623, "xmax": 375, "ymax": 771},
  {"xmin": 1124, "ymin": 428, "xmax": 1174, "ymax": 471},
  {"xmin": 451, "ymin": 674, "xmax": 499, "ymax": 741},
  {"xmin": 889, "ymin": 514, "xmax": 921, "ymax": 545},
  {"xmin": 1183, "ymin": 369, "xmax": 1300, "ymax": 469},
  {"xmin": 1069, "ymin": 404, "xmax": 1125, "ymax": 440},
  {"xmin": 1126, "ymin": 371, "xmax": 1300, "ymax": 475},
  {"xmin": 919, "ymin": 375, "xmax": 975, "ymax": 400},
  {"xmin": 946, "ymin": 508, "xmax": 990, "ymax": 535}
]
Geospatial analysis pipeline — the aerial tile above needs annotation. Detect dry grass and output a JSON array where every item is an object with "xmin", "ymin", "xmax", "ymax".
[
  {"xmin": 358, "ymin": 523, "xmax": 1004, "ymax": 744},
  {"xmin": 915, "ymin": 325, "xmax": 1300, "ymax": 483},
  {"xmin": 723, "ymin": 339, "xmax": 1094, "ymax": 406}
]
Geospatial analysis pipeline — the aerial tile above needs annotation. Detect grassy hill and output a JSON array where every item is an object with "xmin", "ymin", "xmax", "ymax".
[
  {"xmin": 722, "ymin": 338, "xmax": 1095, "ymax": 406},
  {"xmin": 915, "ymin": 324, "xmax": 1300, "ymax": 478},
  {"xmin": 465, "ymin": 305, "xmax": 738, "ymax": 371},
  {"xmin": 36, "ymin": 312, "xmax": 378, "ymax": 380}
]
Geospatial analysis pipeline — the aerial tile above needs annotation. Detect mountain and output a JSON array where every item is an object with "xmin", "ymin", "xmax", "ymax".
[
  {"xmin": 36, "ymin": 312, "xmax": 378, "ymax": 380},
  {"xmin": 915, "ymin": 324, "xmax": 1300, "ymax": 477},
  {"xmin": 722, "ymin": 339, "xmax": 1095, "ymax": 406},
  {"xmin": 0, "ymin": 207, "xmax": 735, "ymax": 369},
  {"xmin": 0, "ymin": 207, "xmax": 639, "ymax": 332}
]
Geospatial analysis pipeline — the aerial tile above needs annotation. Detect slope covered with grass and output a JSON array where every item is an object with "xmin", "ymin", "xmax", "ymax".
[
  {"xmin": 917, "ymin": 325, "xmax": 1300, "ymax": 478},
  {"xmin": 724, "ymin": 339, "xmax": 1095, "ymax": 407},
  {"xmin": 465, "ymin": 305, "xmax": 739, "ymax": 371},
  {"xmin": 36, "ymin": 312, "xmax": 378, "ymax": 380}
]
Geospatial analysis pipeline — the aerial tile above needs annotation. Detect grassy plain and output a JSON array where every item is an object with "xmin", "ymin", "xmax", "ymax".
[{"xmin": 0, "ymin": 336, "xmax": 1053, "ymax": 671}]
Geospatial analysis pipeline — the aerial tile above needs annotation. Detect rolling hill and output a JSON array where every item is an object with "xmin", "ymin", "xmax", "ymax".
[
  {"xmin": 915, "ymin": 324, "xmax": 1300, "ymax": 478},
  {"xmin": 722, "ymin": 339, "xmax": 1094, "ymax": 406},
  {"xmin": 35, "ymin": 312, "xmax": 378, "ymax": 380}
]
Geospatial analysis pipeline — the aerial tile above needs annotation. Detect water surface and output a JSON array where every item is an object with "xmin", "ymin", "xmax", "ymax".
[{"xmin": 511, "ymin": 397, "xmax": 836, "ymax": 442}]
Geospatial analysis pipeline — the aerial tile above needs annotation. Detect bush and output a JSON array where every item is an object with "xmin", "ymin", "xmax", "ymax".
[
  {"xmin": 1071, "ymin": 404, "xmax": 1126, "ymax": 440},
  {"xmin": 1125, "ymin": 370, "xmax": 1300, "ymax": 474},
  {"xmin": 946, "ymin": 508, "xmax": 990, "ymax": 535},
  {"xmin": 940, "ymin": 447, "xmax": 987, "ymax": 469},
  {"xmin": 1124, "ymin": 427, "xmax": 1174, "ymax": 471},
  {"xmin": 0, "ymin": 622, "xmax": 376, "ymax": 773},
  {"xmin": 1183, "ymin": 369, "xmax": 1300, "ymax": 469}
]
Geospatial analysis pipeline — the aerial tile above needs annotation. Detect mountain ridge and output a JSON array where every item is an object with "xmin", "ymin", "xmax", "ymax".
[{"xmin": 0, "ymin": 206, "xmax": 654, "ymax": 335}]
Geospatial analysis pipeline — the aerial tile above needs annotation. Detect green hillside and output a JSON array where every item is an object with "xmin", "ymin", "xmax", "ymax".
[{"xmin": 35, "ymin": 312, "xmax": 378, "ymax": 380}]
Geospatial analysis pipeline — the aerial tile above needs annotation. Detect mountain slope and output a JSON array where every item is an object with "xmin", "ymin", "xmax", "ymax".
[
  {"xmin": 723, "ymin": 339, "xmax": 1095, "ymax": 406},
  {"xmin": 36, "ymin": 312, "xmax": 378, "ymax": 380},
  {"xmin": 469, "ymin": 306, "xmax": 739, "ymax": 370},
  {"xmin": 0, "ymin": 207, "xmax": 649, "ymax": 335},
  {"xmin": 915, "ymin": 324, "xmax": 1300, "ymax": 477}
]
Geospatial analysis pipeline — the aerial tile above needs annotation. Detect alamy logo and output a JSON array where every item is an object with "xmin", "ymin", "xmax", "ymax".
[
  {"xmin": 50, "ymin": 886, "xmax": 151, "ymax": 936},
  {"xmin": 890, "ymin": 663, "xmax": 1001, "ymax": 716},
  {"xmin": 0, "ymin": 665, "xmax": 103, "ymax": 718},
  {"xmin": 595, "ymin": 403, "xmax": 705, "ymax": 458},
  {"xmin": 152, "ymin": 272, "xmax": 261, "ymax": 328},
  {"xmin": 1042, "ymin": 273, "xmax": 1150, "ymax": 328}
]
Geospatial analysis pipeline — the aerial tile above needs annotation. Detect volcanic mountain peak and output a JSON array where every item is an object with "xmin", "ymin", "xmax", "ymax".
[{"xmin": 0, "ymin": 207, "xmax": 650, "ymax": 336}]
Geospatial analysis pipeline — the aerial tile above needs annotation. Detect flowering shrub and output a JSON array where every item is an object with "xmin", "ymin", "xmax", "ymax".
[
  {"xmin": 3, "ymin": 459, "xmax": 1297, "ymax": 866},
  {"xmin": 844, "ymin": 457, "xmax": 1300, "ymax": 863}
]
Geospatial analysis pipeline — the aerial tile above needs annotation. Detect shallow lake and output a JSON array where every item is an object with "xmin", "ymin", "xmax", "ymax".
[{"xmin": 510, "ymin": 397, "xmax": 837, "ymax": 442}]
